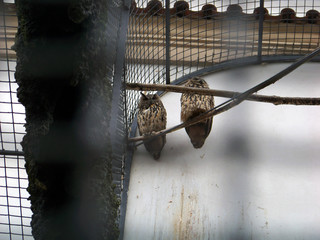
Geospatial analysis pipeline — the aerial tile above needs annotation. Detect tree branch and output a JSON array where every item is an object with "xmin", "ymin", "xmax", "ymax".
[
  {"xmin": 129, "ymin": 47, "xmax": 320, "ymax": 144},
  {"xmin": 126, "ymin": 82, "xmax": 320, "ymax": 106}
]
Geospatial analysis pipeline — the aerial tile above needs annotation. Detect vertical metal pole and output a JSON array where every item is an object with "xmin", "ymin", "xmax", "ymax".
[
  {"xmin": 257, "ymin": 0, "xmax": 264, "ymax": 63},
  {"xmin": 109, "ymin": 0, "xmax": 131, "ymax": 153},
  {"xmin": 108, "ymin": 1, "xmax": 131, "ymax": 239},
  {"xmin": 165, "ymin": 0, "xmax": 171, "ymax": 84},
  {"xmin": 110, "ymin": 6, "xmax": 130, "ymax": 130}
]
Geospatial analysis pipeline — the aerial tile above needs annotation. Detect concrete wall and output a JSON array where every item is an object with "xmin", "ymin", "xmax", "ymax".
[{"xmin": 124, "ymin": 63, "xmax": 320, "ymax": 240}]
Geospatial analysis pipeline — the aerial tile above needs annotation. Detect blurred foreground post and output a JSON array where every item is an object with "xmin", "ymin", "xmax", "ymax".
[{"xmin": 14, "ymin": 0, "xmax": 119, "ymax": 239}]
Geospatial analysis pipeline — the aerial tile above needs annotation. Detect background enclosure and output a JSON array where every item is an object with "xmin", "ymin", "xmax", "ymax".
[{"xmin": 0, "ymin": 0, "xmax": 320, "ymax": 239}]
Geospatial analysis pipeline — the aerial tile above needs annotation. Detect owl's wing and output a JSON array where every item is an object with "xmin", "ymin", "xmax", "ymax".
[
  {"xmin": 137, "ymin": 103, "xmax": 167, "ymax": 135},
  {"xmin": 205, "ymin": 116, "xmax": 213, "ymax": 138},
  {"xmin": 137, "ymin": 111, "xmax": 146, "ymax": 135},
  {"xmin": 151, "ymin": 103, "xmax": 167, "ymax": 132},
  {"xmin": 181, "ymin": 93, "xmax": 214, "ymax": 122}
]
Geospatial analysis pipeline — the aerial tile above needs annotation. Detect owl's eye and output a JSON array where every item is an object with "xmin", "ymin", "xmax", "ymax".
[{"xmin": 152, "ymin": 94, "xmax": 158, "ymax": 99}]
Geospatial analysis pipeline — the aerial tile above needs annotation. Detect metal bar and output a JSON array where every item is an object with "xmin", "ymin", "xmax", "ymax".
[
  {"xmin": 171, "ymin": 56, "xmax": 260, "ymax": 86},
  {"xmin": 261, "ymin": 54, "xmax": 320, "ymax": 63},
  {"xmin": 257, "ymin": 0, "xmax": 264, "ymax": 62},
  {"xmin": 165, "ymin": 0, "xmax": 170, "ymax": 84},
  {"xmin": 2, "ymin": 152, "xmax": 12, "ymax": 240},
  {"xmin": 0, "ymin": 150, "xmax": 24, "ymax": 156},
  {"xmin": 119, "ymin": 117, "xmax": 137, "ymax": 240},
  {"xmin": 109, "ymin": 3, "xmax": 130, "ymax": 130},
  {"xmin": 162, "ymin": 54, "xmax": 320, "ymax": 90},
  {"xmin": 110, "ymin": 1, "xmax": 131, "ymax": 240}
]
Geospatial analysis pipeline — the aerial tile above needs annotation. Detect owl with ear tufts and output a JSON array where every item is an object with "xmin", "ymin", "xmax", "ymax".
[
  {"xmin": 137, "ymin": 93, "xmax": 167, "ymax": 160},
  {"xmin": 180, "ymin": 77, "xmax": 214, "ymax": 148}
]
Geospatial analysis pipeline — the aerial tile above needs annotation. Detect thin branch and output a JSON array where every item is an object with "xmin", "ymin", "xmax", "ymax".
[
  {"xmin": 126, "ymin": 82, "xmax": 320, "ymax": 105},
  {"xmin": 129, "ymin": 47, "xmax": 320, "ymax": 144}
]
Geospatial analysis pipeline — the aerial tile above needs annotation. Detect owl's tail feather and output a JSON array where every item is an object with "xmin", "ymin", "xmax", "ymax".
[{"xmin": 143, "ymin": 135, "xmax": 166, "ymax": 160}]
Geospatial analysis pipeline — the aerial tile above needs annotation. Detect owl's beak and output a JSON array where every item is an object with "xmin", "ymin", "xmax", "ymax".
[{"xmin": 140, "ymin": 92, "xmax": 148, "ymax": 99}]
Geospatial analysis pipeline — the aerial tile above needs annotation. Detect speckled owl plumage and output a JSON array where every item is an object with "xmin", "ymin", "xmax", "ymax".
[
  {"xmin": 180, "ymin": 77, "xmax": 214, "ymax": 148},
  {"xmin": 137, "ymin": 93, "xmax": 167, "ymax": 160}
]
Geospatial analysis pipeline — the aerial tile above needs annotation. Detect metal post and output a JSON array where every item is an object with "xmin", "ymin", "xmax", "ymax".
[
  {"xmin": 109, "ymin": 5, "xmax": 130, "ymax": 134},
  {"xmin": 111, "ymin": 1, "xmax": 131, "ymax": 240},
  {"xmin": 257, "ymin": 0, "xmax": 264, "ymax": 62},
  {"xmin": 165, "ymin": 0, "xmax": 171, "ymax": 84}
]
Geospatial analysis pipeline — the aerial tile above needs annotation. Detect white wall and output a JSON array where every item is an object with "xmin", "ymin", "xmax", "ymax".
[{"xmin": 124, "ymin": 62, "xmax": 320, "ymax": 240}]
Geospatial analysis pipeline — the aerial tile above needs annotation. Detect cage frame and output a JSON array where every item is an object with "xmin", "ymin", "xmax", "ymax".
[{"xmin": 0, "ymin": 0, "xmax": 320, "ymax": 239}]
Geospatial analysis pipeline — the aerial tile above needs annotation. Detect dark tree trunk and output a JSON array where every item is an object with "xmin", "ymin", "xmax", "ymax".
[{"xmin": 14, "ymin": 0, "xmax": 119, "ymax": 239}]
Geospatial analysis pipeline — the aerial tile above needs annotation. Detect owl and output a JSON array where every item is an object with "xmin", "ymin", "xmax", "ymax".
[
  {"xmin": 180, "ymin": 77, "xmax": 214, "ymax": 148},
  {"xmin": 137, "ymin": 93, "xmax": 167, "ymax": 160}
]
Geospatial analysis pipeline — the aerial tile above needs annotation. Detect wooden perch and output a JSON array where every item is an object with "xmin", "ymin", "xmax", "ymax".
[
  {"xmin": 129, "ymin": 47, "xmax": 320, "ymax": 144},
  {"xmin": 126, "ymin": 82, "xmax": 320, "ymax": 106}
]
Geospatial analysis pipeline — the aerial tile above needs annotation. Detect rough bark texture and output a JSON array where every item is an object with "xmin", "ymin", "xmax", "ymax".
[{"xmin": 14, "ymin": 0, "xmax": 119, "ymax": 239}]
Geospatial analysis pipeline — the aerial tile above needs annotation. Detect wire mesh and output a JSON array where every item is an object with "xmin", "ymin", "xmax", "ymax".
[
  {"xmin": 262, "ymin": 0, "xmax": 320, "ymax": 56},
  {"xmin": 125, "ymin": 0, "xmax": 260, "ymax": 126},
  {"xmin": 0, "ymin": 2, "xmax": 32, "ymax": 239},
  {"xmin": 0, "ymin": 0, "xmax": 320, "ymax": 239},
  {"xmin": 0, "ymin": 155, "xmax": 32, "ymax": 240},
  {"xmin": 125, "ymin": 0, "xmax": 320, "ymax": 128}
]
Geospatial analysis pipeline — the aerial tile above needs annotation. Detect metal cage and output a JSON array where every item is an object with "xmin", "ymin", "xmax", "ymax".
[
  {"xmin": 0, "ymin": 0, "xmax": 320, "ymax": 239},
  {"xmin": 125, "ymin": 0, "xmax": 320, "ymax": 127}
]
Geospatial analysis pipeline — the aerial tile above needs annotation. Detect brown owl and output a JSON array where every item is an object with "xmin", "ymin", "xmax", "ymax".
[
  {"xmin": 137, "ymin": 93, "xmax": 167, "ymax": 160},
  {"xmin": 180, "ymin": 77, "xmax": 214, "ymax": 148}
]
